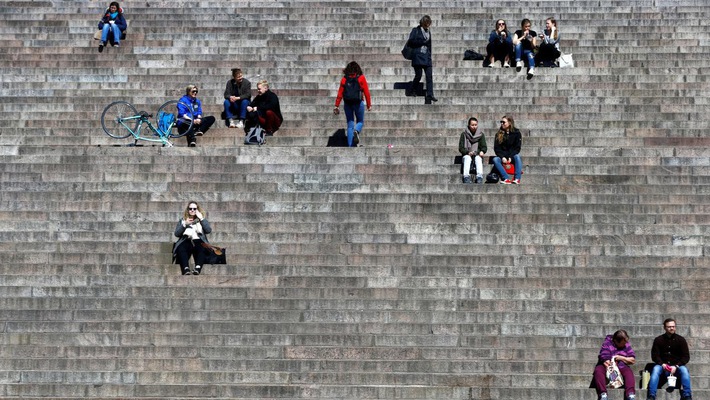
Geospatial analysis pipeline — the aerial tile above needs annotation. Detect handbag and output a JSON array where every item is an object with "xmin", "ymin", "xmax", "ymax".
[
  {"xmin": 606, "ymin": 358, "xmax": 624, "ymax": 389},
  {"xmin": 463, "ymin": 49, "xmax": 484, "ymax": 61},
  {"xmin": 558, "ymin": 53, "xmax": 574, "ymax": 68},
  {"xmin": 200, "ymin": 242, "xmax": 227, "ymax": 265},
  {"xmin": 401, "ymin": 44, "xmax": 414, "ymax": 60}
]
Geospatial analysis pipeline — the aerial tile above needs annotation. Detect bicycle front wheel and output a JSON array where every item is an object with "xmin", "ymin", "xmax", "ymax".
[
  {"xmin": 156, "ymin": 100, "xmax": 194, "ymax": 138},
  {"xmin": 101, "ymin": 101, "xmax": 138, "ymax": 139}
]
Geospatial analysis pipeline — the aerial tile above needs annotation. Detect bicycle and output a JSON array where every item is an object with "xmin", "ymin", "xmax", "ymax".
[{"xmin": 100, "ymin": 100, "xmax": 195, "ymax": 147}]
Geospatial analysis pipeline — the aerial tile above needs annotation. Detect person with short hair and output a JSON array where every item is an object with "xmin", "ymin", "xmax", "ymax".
[
  {"xmin": 492, "ymin": 115, "xmax": 523, "ymax": 184},
  {"xmin": 246, "ymin": 80, "xmax": 283, "ymax": 135},
  {"xmin": 97, "ymin": 1, "xmax": 127, "ymax": 53},
  {"xmin": 485, "ymin": 19, "xmax": 513, "ymax": 68},
  {"xmin": 647, "ymin": 318, "xmax": 692, "ymax": 400},
  {"xmin": 406, "ymin": 15, "xmax": 437, "ymax": 103},
  {"xmin": 223, "ymin": 68, "xmax": 252, "ymax": 129},
  {"xmin": 592, "ymin": 330, "xmax": 637, "ymax": 400},
  {"xmin": 173, "ymin": 201, "xmax": 212, "ymax": 275},
  {"xmin": 458, "ymin": 117, "xmax": 487, "ymax": 184},
  {"xmin": 333, "ymin": 61, "xmax": 372, "ymax": 147},
  {"xmin": 177, "ymin": 85, "xmax": 216, "ymax": 147}
]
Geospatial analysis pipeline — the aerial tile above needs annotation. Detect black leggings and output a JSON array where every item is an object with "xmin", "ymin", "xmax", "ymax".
[{"xmin": 174, "ymin": 239, "xmax": 205, "ymax": 274}]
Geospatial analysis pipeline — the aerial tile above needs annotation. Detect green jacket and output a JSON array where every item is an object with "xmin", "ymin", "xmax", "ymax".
[{"xmin": 458, "ymin": 129, "xmax": 487, "ymax": 155}]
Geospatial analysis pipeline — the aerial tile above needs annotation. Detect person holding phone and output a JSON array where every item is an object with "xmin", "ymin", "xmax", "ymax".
[
  {"xmin": 535, "ymin": 17, "xmax": 561, "ymax": 67},
  {"xmin": 97, "ymin": 2, "xmax": 127, "ymax": 53},
  {"xmin": 513, "ymin": 18, "xmax": 538, "ymax": 78},
  {"xmin": 173, "ymin": 201, "xmax": 212, "ymax": 275}
]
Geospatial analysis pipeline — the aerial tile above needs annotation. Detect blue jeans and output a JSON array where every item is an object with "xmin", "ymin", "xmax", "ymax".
[
  {"xmin": 648, "ymin": 364, "xmax": 691, "ymax": 398},
  {"xmin": 101, "ymin": 23, "xmax": 121, "ymax": 44},
  {"xmin": 223, "ymin": 98, "xmax": 250, "ymax": 120},
  {"xmin": 344, "ymin": 100, "xmax": 365, "ymax": 147},
  {"xmin": 493, "ymin": 154, "xmax": 522, "ymax": 180},
  {"xmin": 514, "ymin": 43, "xmax": 535, "ymax": 68}
]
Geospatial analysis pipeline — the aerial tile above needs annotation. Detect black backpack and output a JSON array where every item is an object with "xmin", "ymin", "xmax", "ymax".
[{"xmin": 343, "ymin": 75, "xmax": 362, "ymax": 105}]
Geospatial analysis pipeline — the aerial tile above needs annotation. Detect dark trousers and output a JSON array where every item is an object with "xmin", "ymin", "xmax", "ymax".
[
  {"xmin": 174, "ymin": 238, "xmax": 206, "ymax": 274},
  {"xmin": 486, "ymin": 41, "xmax": 513, "ymax": 62},
  {"xmin": 592, "ymin": 363, "xmax": 636, "ymax": 398},
  {"xmin": 178, "ymin": 116, "xmax": 216, "ymax": 145},
  {"xmin": 412, "ymin": 65, "xmax": 433, "ymax": 98},
  {"xmin": 535, "ymin": 43, "xmax": 561, "ymax": 64}
]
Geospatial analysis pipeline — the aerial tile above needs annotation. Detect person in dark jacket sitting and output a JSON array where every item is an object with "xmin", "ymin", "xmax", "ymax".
[
  {"xmin": 492, "ymin": 115, "xmax": 523, "ymax": 184},
  {"xmin": 485, "ymin": 19, "xmax": 513, "ymax": 68},
  {"xmin": 246, "ymin": 80, "xmax": 283, "ymax": 135},
  {"xmin": 405, "ymin": 15, "xmax": 437, "ymax": 103},
  {"xmin": 173, "ymin": 201, "xmax": 212, "ymax": 275},
  {"xmin": 97, "ymin": 2, "xmax": 127, "ymax": 53},
  {"xmin": 223, "ymin": 68, "xmax": 252, "ymax": 129}
]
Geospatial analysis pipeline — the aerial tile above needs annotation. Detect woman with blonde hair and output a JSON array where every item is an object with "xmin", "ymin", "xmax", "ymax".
[
  {"xmin": 536, "ymin": 17, "xmax": 561, "ymax": 67},
  {"xmin": 177, "ymin": 84, "xmax": 216, "ymax": 147},
  {"xmin": 246, "ymin": 79, "xmax": 283, "ymax": 135},
  {"xmin": 173, "ymin": 201, "xmax": 212, "ymax": 275},
  {"xmin": 492, "ymin": 115, "xmax": 523, "ymax": 184}
]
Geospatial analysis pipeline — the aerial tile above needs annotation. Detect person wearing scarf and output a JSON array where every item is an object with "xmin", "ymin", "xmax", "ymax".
[
  {"xmin": 406, "ymin": 15, "xmax": 437, "ymax": 104},
  {"xmin": 458, "ymin": 117, "xmax": 487, "ymax": 184},
  {"xmin": 97, "ymin": 2, "xmax": 127, "ymax": 53}
]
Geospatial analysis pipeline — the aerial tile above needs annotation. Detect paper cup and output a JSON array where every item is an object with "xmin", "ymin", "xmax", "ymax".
[{"xmin": 667, "ymin": 375, "xmax": 677, "ymax": 387}]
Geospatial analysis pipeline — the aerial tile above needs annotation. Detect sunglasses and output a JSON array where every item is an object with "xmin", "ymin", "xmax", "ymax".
[
  {"xmin": 188, "ymin": 207, "xmax": 197, "ymax": 211},
  {"xmin": 500, "ymin": 120, "xmax": 507, "ymax": 124},
  {"xmin": 497, "ymin": 22, "xmax": 506, "ymax": 25},
  {"xmin": 191, "ymin": 90, "xmax": 198, "ymax": 94}
]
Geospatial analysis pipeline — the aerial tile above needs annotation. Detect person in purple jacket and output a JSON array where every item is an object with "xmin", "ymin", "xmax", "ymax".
[{"xmin": 592, "ymin": 329, "xmax": 637, "ymax": 400}]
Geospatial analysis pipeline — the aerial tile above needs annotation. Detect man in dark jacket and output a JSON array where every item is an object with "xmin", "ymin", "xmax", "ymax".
[
  {"xmin": 246, "ymin": 80, "xmax": 282, "ymax": 135},
  {"xmin": 647, "ymin": 318, "xmax": 692, "ymax": 400},
  {"xmin": 223, "ymin": 68, "xmax": 252, "ymax": 129}
]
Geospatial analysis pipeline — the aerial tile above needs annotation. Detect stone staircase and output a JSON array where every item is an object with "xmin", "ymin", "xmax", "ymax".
[{"xmin": 0, "ymin": 0, "xmax": 709, "ymax": 398}]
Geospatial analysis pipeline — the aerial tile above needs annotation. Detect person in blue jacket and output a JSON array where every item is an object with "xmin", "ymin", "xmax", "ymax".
[
  {"xmin": 97, "ymin": 2, "xmax": 127, "ymax": 53},
  {"xmin": 485, "ymin": 19, "xmax": 513, "ymax": 67},
  {"xmin": 405, "ymin": 15, "xmax": 437, "ymax": 103},
  {"xmin": 177, "ymin": 85, "xmax": 216, "ymax": 147}
]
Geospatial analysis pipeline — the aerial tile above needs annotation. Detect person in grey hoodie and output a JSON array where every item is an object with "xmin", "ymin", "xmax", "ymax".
[{"xmin": 458, "ymin": 117, "xmax": 487, "ymax": 184}]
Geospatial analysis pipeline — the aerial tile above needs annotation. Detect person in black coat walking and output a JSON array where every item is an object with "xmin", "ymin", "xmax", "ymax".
[{"xmin": 406, "ymin": 15, "xmax": 437, "ymax": 103}]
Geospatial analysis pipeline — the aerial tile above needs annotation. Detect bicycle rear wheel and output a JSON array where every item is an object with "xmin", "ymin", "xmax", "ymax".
[
  {"xmin": 156, "ymin": 100, "xmax": 194, "ymax": 138},
  {"xmin": 101, "ymin": 101, "xmax": 138, "ymax": 139}
]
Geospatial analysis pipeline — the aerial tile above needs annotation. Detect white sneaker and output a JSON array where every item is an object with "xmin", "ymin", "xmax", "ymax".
[
  {"xmin": 236, "ymin": 120, "xmax": 244, "ymax": 129},
  {"xmin": 503, "ymin": 61, "xmax": 510, "ymax": 68},
  {"xmin": 228, "ymin": 118, "xmax": 236, "ymax": 128},
  {"xmin": 527, "ymin": 68, "xmax": 535, "ymax": 78},
  {"xmin": 515, "ymin": 60, "xmax": 523, "ymax": 72}
]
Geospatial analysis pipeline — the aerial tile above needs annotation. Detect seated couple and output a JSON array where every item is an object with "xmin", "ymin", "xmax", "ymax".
[{"xmin": 459, "ymin": 115, "xmax": 522, "ymax": 185}]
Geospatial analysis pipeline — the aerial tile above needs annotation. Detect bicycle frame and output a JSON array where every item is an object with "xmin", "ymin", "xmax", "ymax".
[
  {"xmin": 101, "ymin": 100, "xmax": 194, "ymax": 147},
  {"xmin": 119, "ymin": 111, "xmax": 175, "ymax": 147}
]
